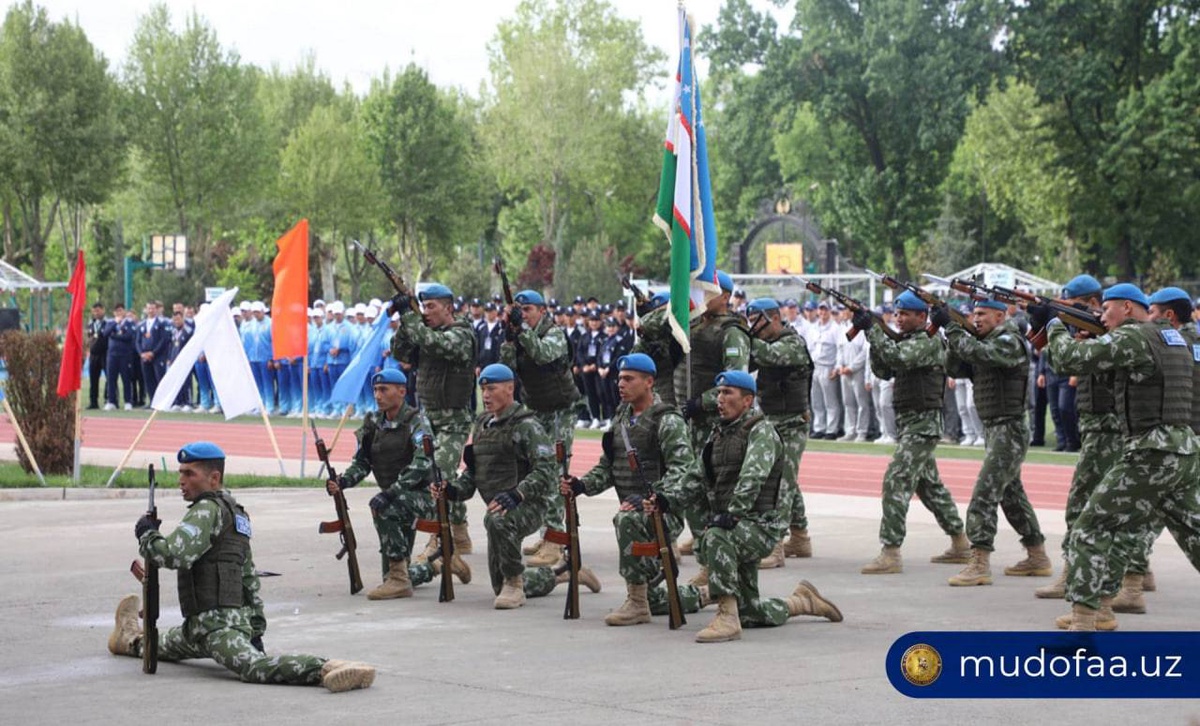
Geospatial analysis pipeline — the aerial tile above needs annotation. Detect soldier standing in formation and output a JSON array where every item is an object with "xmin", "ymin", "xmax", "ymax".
[
  {"xmin": 108, "ymin": 442, "xmax": 375, "ymax": 692},
  {"xmin": 857, "ymin": 292, "xmax": 969, "ymax": 574},
  {"xmin": 630, "ymin": 292, "xmax": 681, "ymax": 406}
]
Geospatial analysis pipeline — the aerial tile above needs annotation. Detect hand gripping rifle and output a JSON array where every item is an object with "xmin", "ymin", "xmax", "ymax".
[
  {"xmin": 798, "ymin": 277, "xmax": 902, "ymax": 342},
  {"xmin": 620, "ymin": 273, "xmax": 651, "ymax": 309},
  {"xmin": 140, "ymin": 465, "xmax": 159, "ymax": 674},
  {"xmin": 352, "ymin": 239, "xmax": 421, "ymax": 314},
  {"xmin": 414, "ymin": 434, "xmax": 454, "ymax": 603},
  {"xmin": 865, "ymin": 269, "xmax": 979, "ymax": 337},
  {"xmin": 544, "ymin": 441, "xmax": 581, "ymax": 619},
  {"xmin": 621, "ymin": 423, "xmax": 685, "ymax": 629},
  {"xmin": 312, "ymin": 421, "xmax": 364, "ymax": 595}
]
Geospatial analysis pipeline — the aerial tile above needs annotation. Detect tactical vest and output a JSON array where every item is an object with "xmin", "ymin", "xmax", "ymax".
[
  {"xmin": 674, "ymin": 313, "xmax": 747, "ymax": 403},
  {"xmin": 971, "ymin": 328, "xmax": 1029, "ymax": 421},
  {"xmin": 703, "ymin": 415, "xmax": 783, "ymax": 516},
  {"xmin": 516, "ymin": 317, "xmax": 580, "ymax": 413},
  {"xmin": 891, "ymin": 333, "xmax": 946, "ymax": 413},
  {"xmin": 177, "ymin": 491, "xmax": 251, "ymax": 619},
  {"xmin": 1117, "ymin": 322, "xmax": 1194, "ymax": 436},
  {"xmin": 1182, "ymin": 325, "xmax": 1200, "ymax": 434},
  {"xmin": 470, "ymin": 407, "xmax": 536, "ymax": 502},
  {"xmin": 361, "ymin": 407, "xmax": 420, "ymax": 490},
  {"xmin": 608, "ymin": 403, "xmax": 676, "ymax": 501},
  {"xmin": 1075, "ymin": 373, "xmax": 1116, "ymax": 416},
  {"xmin": 416, "ymin": 320, "xmax": 477, "ymax": 410},
  {"xmin": 754, "ymin": 327, "xmax": 813, "ymax": 416}
]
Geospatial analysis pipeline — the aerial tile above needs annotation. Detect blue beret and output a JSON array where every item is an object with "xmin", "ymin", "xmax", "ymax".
[
  {"xmin": 783, "ymin": 299, "xmax": 799, "ymax": 308},
  {"xmin": 894, "ymin": 291, "xmax": 928, "ymax": 312},
  {"xmin": 975, "ymin": 299, "xmax": 1008, "ymax": 312},
  {"xmin": 746, "ymin": 298, "xmax": 780, "ymax": 315},
  {"xmin": 478, "ymin": 363, "xmax": 514, "ymax": 385},
  {"xmin": 419, "ymin": 283, "xmax": 454, "ymax": 301},
  {"xmin": 617, "ymin": 353, "xmax": 656, "ymax": 376},
  {"xmin": 514, "ymin": 289, "xmax": 545, "ymax": 306},
  {"xmin": 644, "ymin": 292, "xmax": 669, "ymax": 312},
  {"xmin": 714, "ymin": 370, "xmax": 756, "ymax": 394},
  {"xmin": 1149, "ymin": 287, "xmax": 1191, "ymax": 306},
  {"xmin": 1062, "ymin": 274, "xmax": 1102, "ymax": 299},
  {"xmin": 715, "ymin": 270, "xmax": 734, "ymax": 292},
  {"xmin": 1103, "ymin": 283, "xmax": 1149, "ymax": 309},
  {"xmin": 178, "ymin": 441, "xmax": 225, "ymax": 463},
  {"xmin": 371, "ymin": 369, "xmax": 407, "ymax": 386},
  {"xmin": 803, "ymin": 301, "xmax": 817, "ymax": 311}
]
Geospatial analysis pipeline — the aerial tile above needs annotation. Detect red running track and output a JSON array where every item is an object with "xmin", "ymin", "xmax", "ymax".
[{"xmin": 0, "ymin": 414, "xmax": 1073, "ymax": 509}]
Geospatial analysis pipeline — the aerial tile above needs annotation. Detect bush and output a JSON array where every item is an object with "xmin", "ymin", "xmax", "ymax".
[{"xmin": 0, "ymin": 331, "xmax": 74, "ymax": 477}]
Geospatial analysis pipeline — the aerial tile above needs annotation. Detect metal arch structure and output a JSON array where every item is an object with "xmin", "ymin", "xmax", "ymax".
[
  {"xmin": 0, "ymin": 259, "xmax": 67, "ymax": 332},
  {"xmin": 732, "ymin": 199, "xmax": 830, "ymax": 275}
]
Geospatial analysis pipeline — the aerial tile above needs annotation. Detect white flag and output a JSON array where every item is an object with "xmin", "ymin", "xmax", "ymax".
[{"xmin": 151, "ymin": 287, "xmax": 264, "ymax": 420}]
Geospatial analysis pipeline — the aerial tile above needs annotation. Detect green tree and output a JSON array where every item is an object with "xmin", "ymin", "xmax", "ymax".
[{"xmin": 0, "ymin": 0, "xmax": 123, "ymax": 278}]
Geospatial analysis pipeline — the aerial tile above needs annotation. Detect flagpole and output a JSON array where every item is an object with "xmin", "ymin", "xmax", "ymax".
[
  {"xmin": 4, "ymin": 398, "xmax": 47, "ymax": 486},
  {"xmin": 72, "ymin": 388, "xmax": 82, "ymax": 483},
  {"xmin": 106, "ymin": 410, "xmax": 158, "ymax": 487},
  {"xmin": 299, "ymin": 355, "xmax": 309, "ymax": 479},
  {"xmin": 259, "ymin": 408, "xmax": 287, "ymax": 477}
]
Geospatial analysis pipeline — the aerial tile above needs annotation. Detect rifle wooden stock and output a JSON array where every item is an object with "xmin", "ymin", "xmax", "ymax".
[
  {"xmin": 493, "ymin": 257, "xmax": 515, "ymax": 306},
  {"xmin": 312, "ymin": 423, "xmax": 363, "ymax": 595},
  {"xmin": 556, "ymin": 440, "xmax": 581, "ymax": 620},
  {"xmin": 948, "ymin": 278, "xmax": 1105, "ymax": 347},
  {"xmin": 423, "ymin": 435, "xmax": 453, "ymax": 603},
  {"xmin": 141, "ymin": 465, "xmax": 159, "ymax": 675}
]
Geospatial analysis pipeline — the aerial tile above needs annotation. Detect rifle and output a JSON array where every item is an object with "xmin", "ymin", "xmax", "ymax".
[
  {"xmin": 140, "ymin": 465, "xmax": 159, "ymax": 674},
  {"xmin": 414, "ymin": 434, "xmax": 454, "ymax": 603},
  {"xmin": 621, "ymin": 423, "xmax": 685, "ymax": 630},
  {"xmin": 493, "ymin": 257, "xmax": 515, "ymax": 306},
  {"xmin": 312, "ymin": 421, "xmax": 364, "ymax": 595},
  {"xmin": 619, "ymin": 273, "xmax": 651, "ymax": 309},
  {"xmin": 798, "ymin": 277, "xmax": 903, "ymax": 342},
  {"xmin": 865, "ymin": 269, "xmax": 978, "ymax": 337},
  {"xmin": 544, "ymin": 441, "xmax": 581, "ymax": 620},
  {"xmin": 352, "ymin": 239, "xmax": 421, "ymax": 314}
]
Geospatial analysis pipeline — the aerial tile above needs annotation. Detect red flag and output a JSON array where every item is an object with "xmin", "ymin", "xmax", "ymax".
[
  {"xmin": 271, "ymin": 219, "xmax": 309, "ymax": 359},
  {"xmin": 56, "ymin": 250, "xmax": 86, "ymax": 397}
]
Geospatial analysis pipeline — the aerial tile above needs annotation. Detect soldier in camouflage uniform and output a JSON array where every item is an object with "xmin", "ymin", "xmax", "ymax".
[
  {"xmin": 631, "ymin": 292, "xmax": 682, "ymax": 406},
  {"xmin": 561, "ymin": 353, "xmax": 695, "ymax": 626},
  {"xmin": 855, "ymin": 292, "xmax": 968, "ymax": 575},
  {"xmin": 1034, "ymin": 284, "xmax": 1200, "ymax": 631},
  {"xmin": 327, "ymin": 369, "xmax": 470, "ymax": 600},
  {"xmin": 744, "ymin": 298, "xmax": 815, "ymax": 567},
  {"xmin": 108, "ymin": 442, "xmax": 375, "ymax": 692},
  {"xmin": 391, "ymin": 283, "xmax": 478, "ymax": 560},
  {"xmin": 1033, "ymin": 275, "xmax": 1123, "ymax": 600},
  {"xmin": 646, "ymin": 371, "xmax": 843, "ymax": 643},
  {"xmin": 440, "ymin": 364, "xmax": 599, "ymax": 609},
  {"xmin": 499, "ymin": 290, "xmax": 583, "ymax": 568},
  {"xmin": 941, "ymin": 299, "xmax": 1049, "ymax": 586}
]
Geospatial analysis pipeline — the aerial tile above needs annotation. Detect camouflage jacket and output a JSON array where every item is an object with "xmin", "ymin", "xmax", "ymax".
[
  {"xmin": 867, "ymin": 326, "xmax": 946, "ymax": 438},
  {"xmin": 500, "ymin": 314, "xmax": 572, "ymax": 367},
  {"xmin": 945, "ymin": 318, "xmax": 1027, "ymax": 370},
  {"xmin": 454, "ymin": 402, "xmax": 557, "ymax": 507},
  {"xmin": 693, "ymin": 316, "xmax": 751, "ymax": 413},
  {"xmin": 393, "ymin": 311, "xmax": 476, "ymax": 367},
  {"xmin": 578, "ymin": 396, "xmax": 698, "ymax": 499},
  {"xmin": 341, "ymin": 405, "xmax": 435, "ymax": 495}
]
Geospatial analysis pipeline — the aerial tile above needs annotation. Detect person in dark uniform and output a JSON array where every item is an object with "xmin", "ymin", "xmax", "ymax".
[
  {"xmin": 576, "ymin": 311, "xmax": 607, "ymax": 429},
  {"xmin": 87, "ymin": 302, "xmax": 108, "ymax": 409},
  {"xmin": 104, "ymin": 304, "xmax": 138, "ymax": 410}
]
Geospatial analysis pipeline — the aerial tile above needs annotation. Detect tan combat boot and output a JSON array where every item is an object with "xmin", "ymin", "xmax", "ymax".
[
  {"xmin": 321, "ymin": 660, "xmax": 376, "ymax": 692},
  {"xmin": 107, "ymin": 594, "xmax": 142, "ymax": 656},
  {"xmin": 930, "ymin": 532, "xmax": 971, "ymax": 564},
  {"xmin": 522, "ymin": 537, "xmax": 543, "ymax": 556},
  {"xmin": 1067, "ymin": 603, "xmax": 1098, "ymax": 632},
  {"xmin": 431, "ymin": 554, "xmax": 472, "ymax": 584},
  {"xmin": 493, "ymin": 575, "xmax": 526, "ymax": 609},
  {"xmin": 679, "ymin": 537, "xmax": 695, "ymax": 556},
  {"xmin": 948, "ymin": 549, "xmax": 992, "ymax": 586},
  {"xmin": 758, "ymin": 542, "xmax": 786, "ymax": 569},
  {"xmin": 451, "ymin": 523, "xmax": 473, "ymax": 555},
  {"xmin": 367, "ymin": 559, "xmax": 414, "ymax": 600},
  {"xmin": 1004, "ymin": 543, "xmax": 1053, "ymax": 576},
  {"xmin": 695, "ymin": 595, "xmax": 742, "ymax": 643},
  {"xmin": 1055, "ymin": 598, "xmax": 1118, "ymax": 631},
  {"xmin": 555, "ymin": 566, "xmax": 602, "ymax": 593},
  {"xmin": 1034, "ymin": 566, "xmax": 1067, "ymax": 599},
  {"xmin": 782, "ymin": 527, "xmax": 812, "ymax": 558},
  {"xmin": 688, "ymin": 567, "xmax": 709, "ymax": 587},
  {"xmin": 786, "ymin": 580, "xmax": 843, "ymax": 622},
  {"xmin": 413, "ymin": 534, "xmax": 440, "ymax": 564},
  {"xmin": 604, "ymin": 582, "xmax": 652, "ymax": 626},
  {"xmin": 861, "ymin": 546, "xmax": 902, "ymax": 575},
  {"xmin": 1142, "ymin": 569, "xmax": 1157, "ymax": 592},
  {"xmin": 1111, "ymin": 573, "xmax": 1146, "ymax": 614},
  {"xmin": 527, "ymin": 540, "xmax": 564, "ymax": 567}
]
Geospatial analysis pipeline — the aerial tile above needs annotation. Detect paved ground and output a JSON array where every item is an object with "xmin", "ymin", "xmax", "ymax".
[{"xmin": 3, "ymin": 475, "xmax": 1199, "ymax": 723}]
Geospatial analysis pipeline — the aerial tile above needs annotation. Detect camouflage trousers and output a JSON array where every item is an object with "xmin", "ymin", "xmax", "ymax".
[
  {"xmin": 410, "ymin": 558, "xmax": 557, "ymax": 598},
  {"xmin": 684, "ymin": 415, "xmax": 720, "ymax": 537},
  {"xmin": 878, "ymin": 432, "xmax": 964, "ymax": 546},
  {"xmin": 484, "ymin": 500, "xmax": 547, "ymax": 594},
  {"xmin": 649, "ymin": 581, "xmax": 705, "ymax": 615},
  {"xmin": 696, "ymin": 520, "xmax": 790, "ymax": 627},
  {"xmin": 613, "ymin": 509, "xmax": 685, "ymax": 584},
  {"xmin": 372, "ymin": 488, "xmax": 434, "ymax": 578},
  {"xmin": 966, "ymin": 418, "xmax": 1044, "ymax": 551},
  {"xmin": 769, "ymin": 414, "xmax": 810, "ymax": 530},
  {"xmin": 427, "ymin": 408, "xmax": 473, "ymax": 525},
  {"xmin": 1059, "ymin": 429, "xmax": 1123, "ymax": 556},
  {"xmin": 143, "ymin": 610, "xmax": 323, "ymax": 685},
  {"xmin": 533, "ymin": 407, "xmax": 577, "ymax": 533},
  {"xmin": 1066, "ymin": 448, "xmax": 1200, "ymax": 609}
]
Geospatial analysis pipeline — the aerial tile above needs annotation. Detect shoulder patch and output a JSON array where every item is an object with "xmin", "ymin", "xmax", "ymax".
[
  {"xmin": 1099, "ymin": 334, "xmax": 1113, "ymax": 344},
  {"xmin": 535, "ymin": 443, "xmax": 553, "ymax": 457},
  {"xmin": 234, "ymin": 514, "xmax": 252, "ymax": 538},
  {"xmin": 998, "ymin": 334, "xmax": 1012, "ymax": 343},
  {"xmin": 1161, "ymin": 328, "xmax": 1186, "ymax": 347},
  {"xmin": 179, "ymin": 522, "xmax": 200, "ymax": 538},
  {"xmin": 1193, "ymin": 344, "xmax": 1200, "ymax": 364},
  {"xmin": 725, "ymin": 347, "xmax": 740, "ymax": 356}
]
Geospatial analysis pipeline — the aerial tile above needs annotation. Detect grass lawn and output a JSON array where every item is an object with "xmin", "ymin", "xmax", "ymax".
[{"xmin": 0, "ymin": 461, "xmax": 318, "ymax": 489}]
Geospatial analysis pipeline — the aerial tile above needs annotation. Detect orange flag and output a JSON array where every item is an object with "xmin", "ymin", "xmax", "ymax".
[
  {"xmin": 271, "ymin": 219, "xmax": 309, "ymax": 359},
  {"xmin": 56, "ymin": 250, "xmax": 86, "ymax": 397}
]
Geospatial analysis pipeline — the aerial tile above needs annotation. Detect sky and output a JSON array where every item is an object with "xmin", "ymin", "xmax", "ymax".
[{"xmin": 35, "ymin": 0, "xmax": 757, "ymax": 101}]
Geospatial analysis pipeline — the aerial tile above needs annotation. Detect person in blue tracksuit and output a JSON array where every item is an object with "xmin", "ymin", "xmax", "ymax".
[
  {"xmin": 324, "ymin": 302, "xmax": 354, "ymax": 414},
  {"xmin": 104, "ymin": 304, "xmax": 138, "ymax": 409}
]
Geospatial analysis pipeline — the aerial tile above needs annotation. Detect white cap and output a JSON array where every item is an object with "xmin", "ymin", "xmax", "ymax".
[
  {"xmin": 366, "ymin": 304, "xmax": 380, "ymax": 318},
  {"xmin": 239, "ymin": 301, "xmax": 252, "ymax": 311},
  {"xmin": 390, "ymin": 312, "xmax": 400, "ymax": 321},
  {"xmin": 250, "ymin": 301, "xmax": 265, "ymax": 313},
  {"xmin": 353, "ymin": 303, "xmax": 367, "ymax": 315},
  {"xmin": 328, "ymin": 301, "xmax": 345, "ymax": 314},
  {"xmin": 369, "ymin": 298, "xmax": 382, "ymax": 308},
  {"xmin": 313, "ymin": 299, "xmax": 326, "ymax": 308}
]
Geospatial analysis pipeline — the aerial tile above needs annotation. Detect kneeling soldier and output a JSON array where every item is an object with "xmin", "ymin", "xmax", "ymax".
[{"xmin": 108, "ymin": 442, "xmax": 375, "ymax": 691}]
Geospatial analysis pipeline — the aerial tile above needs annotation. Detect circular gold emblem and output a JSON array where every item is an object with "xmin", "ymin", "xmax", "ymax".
[{"xmin": 900, "ymin": 643, "xmax": 942, "ymax": 687}]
